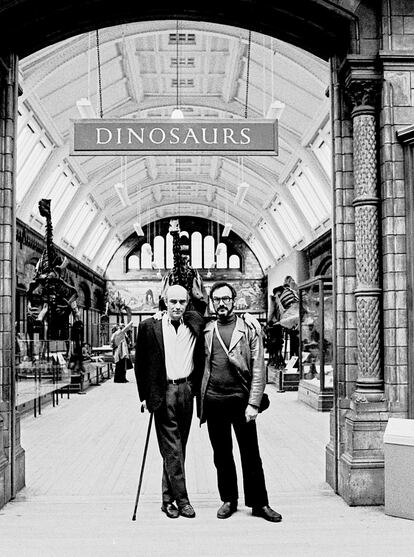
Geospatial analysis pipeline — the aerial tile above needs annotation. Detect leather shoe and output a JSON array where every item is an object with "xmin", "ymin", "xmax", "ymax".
[
  {"xmin": 179, "ymin": 503, "xmax": 196, "ymax": 518},
  {"xmin": 161, "ymin": 503, "xmax": 179, "ymax": 519},
  {"xmin": 252, "ymin": 505, "xmax": 282, "ymax": 522},
  {"xmin": 217, "ymin": 501, "xmax": 237, "ymax": 519}
]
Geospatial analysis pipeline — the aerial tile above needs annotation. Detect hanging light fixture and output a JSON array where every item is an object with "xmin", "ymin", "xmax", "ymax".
[
  {"xmin": 266, "ymin": 100, "xmax": 285, "ymax": 120},
  {"xmin": 171, "ymin": 20, "xmax": 184, "ymax": 119},
  {"xmin": 235, "ymin": 181, "xmax": 249, "ymax": 205},
  {"xmin": 133, "ymin": 176, "xmax": 144, "ymax": 236},
  {"xmin": 114, "ymin": 157, "xmax": 131, "ymax": 207},
  {"xmin": 266, "ymin": 38, "xmax": 285, "ymax": 120},
  {"xmin": 234, "ymin": 34, "xmax": 252, "ymax": 208},
  {"xmin": 236, "ymin": 155, "xmax": 250, "ymax": 207},
  {"xmin": 114, "ymin": 182, "xmax": 131, "ymax": 207},
  {"xmin": 222, "ymin": 176, "xmax": 232, "ymax": 237},
  {"xmin": 222, "ymin": 223, "xmax": 232, "ymax": 237},
  {"xmin": 133, "ymin": 223, "xmax": 144, "ymax": 236},
  {"xmin": 76, "ymin": 32, "xmax": 97, "ymax": 118},
  {"xmin": 76, "ymin": 98, "xmax": 96, "ymax": 119},
  {"xmin": 143, "ymin": 210, "xmax": 153, "ymax": 259}
]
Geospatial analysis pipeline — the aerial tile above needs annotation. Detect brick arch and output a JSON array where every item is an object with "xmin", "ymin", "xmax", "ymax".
[
  {"xmin": 0, "ymin": 1, "xmax": 361, "ymax": 60},
  {"xmin": 315, "ymin": 256, "xmax": 332, "ymax": 277},
  {"xmin": 92, "ymin": 288, "xmax": 105, "ymax": 311},
  {"xmin": 78, "ymin": 281, "xmax": 91, "ymax": 309}
]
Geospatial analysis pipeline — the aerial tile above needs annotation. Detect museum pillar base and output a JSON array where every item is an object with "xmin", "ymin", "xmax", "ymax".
[
  {"xmin": 325, "ymin": 406, "xmax": 339, "ymax": 491},
  {"xmin": 14, "ymin": 411, "xmax": 25, "ymax": 494},
  {"xmin": 337, "ymin": 400, "xmax": 388, "ymax": 505},
  {"xmin": 0, "ymin": 415, "xmax": 10, "ymax": 508},
  {"xmin": 0, "ymin": 411, "xmax": 25, "ymax": 509}
]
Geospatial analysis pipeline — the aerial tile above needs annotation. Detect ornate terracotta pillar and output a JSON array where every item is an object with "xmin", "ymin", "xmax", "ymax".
[
  {"xmin": 0, "ymin": 52, "xmax": 25, "ymax": 509},
  {"xmin": 336, "ymin": 61, "xmax": 388, "ymax": 506},
  {"xmin": 347, "ymin": 79, "xmax": 384, "ymax": 403}
]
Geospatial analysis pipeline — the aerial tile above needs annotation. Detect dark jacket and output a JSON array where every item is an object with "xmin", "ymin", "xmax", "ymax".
[
  {"xmin": 199, "ymin": 316, "xmax": 266, "ymax": 423},
  {"xmin": 134, "ymin": 310, "xmax": 205, "ymax": 412}
]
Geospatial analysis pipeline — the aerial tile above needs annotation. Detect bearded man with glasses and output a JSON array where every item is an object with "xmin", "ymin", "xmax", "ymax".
[{"xmin": 199, "ymin": 281, "xmax": 282, "ymax": 523}]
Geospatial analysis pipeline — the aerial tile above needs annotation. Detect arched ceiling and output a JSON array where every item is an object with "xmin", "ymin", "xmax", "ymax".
[
  {"xmin": 16, "ymin": 19, "xmax": 332, "ymax": 273},
  {"xmin": 1, "ymin": 0, "xmax": 354, "ymax": 60}
]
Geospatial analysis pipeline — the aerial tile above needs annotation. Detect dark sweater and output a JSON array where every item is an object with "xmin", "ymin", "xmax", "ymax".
[{"xmin": 206, "ymin": 314, "xmax": 245, "ymax": 400}]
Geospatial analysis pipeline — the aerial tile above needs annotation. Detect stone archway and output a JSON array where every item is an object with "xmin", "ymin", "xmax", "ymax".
[
  {"xmin": 1, "ymin": 1, "xmax": 413, "ymax": 509},
  {"xmin": 0, "ymin": 1, "xmax": 357, "ymax": 60}
]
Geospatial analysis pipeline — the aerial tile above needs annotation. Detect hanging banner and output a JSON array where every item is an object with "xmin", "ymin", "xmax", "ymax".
[{"xmin": 70, "ymin": 119, "xmax": 278, "ymax": 156}]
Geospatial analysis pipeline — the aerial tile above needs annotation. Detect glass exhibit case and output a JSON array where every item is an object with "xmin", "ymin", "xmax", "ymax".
[
  {"xmin": 15, "ymin": 338, "xmax": 73, "ymax": 416},
  {"xmin": 298, "ymin": 276, "xmax": 333, "ymax": 411},
  {"xmin": 15, "ymin": 335, "xmax": 113, "ymax": 416}
]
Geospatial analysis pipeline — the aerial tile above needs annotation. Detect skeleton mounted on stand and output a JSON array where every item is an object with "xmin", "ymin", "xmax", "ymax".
[
  {"xmin": 160, "ymin": 219, "xmax": 208, "ymax": 315},
  {"xmin": 26, "ymin": 199, "xmax": 82, "ymax": 358}
]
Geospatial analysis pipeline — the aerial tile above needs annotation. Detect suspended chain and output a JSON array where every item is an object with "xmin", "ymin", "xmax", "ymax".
[
  {"xmin": 96, "ymin": 29, "xmax": 104, "ymax": 118},
  {"xmin": 244, "ymin": 30, "xmax": 252, "ymax": 119},
  {"xmin": 176, "ymin": 19, "xmax": 179, "ymax": 109},
  {"xmin": 176, "ymin": 20, "xmax": 181, "ymax": 214}
]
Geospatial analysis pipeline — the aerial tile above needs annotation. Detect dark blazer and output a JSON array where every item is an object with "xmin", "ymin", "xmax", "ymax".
[{"xmin": 134, "ymin": 311, "xmax": 205, "ymax": 412}]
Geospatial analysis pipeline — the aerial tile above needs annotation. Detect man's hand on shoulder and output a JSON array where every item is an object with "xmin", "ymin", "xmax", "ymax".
[
  {"xmin": 153, "ymin": 310, "xmax": 166, "ymax": 321},
  {"xmin": 242, "ymin": 312, "xmax": 262, "ymax": 334}
]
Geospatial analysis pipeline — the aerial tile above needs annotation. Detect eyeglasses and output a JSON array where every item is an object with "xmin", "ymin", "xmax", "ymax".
[{"xmin": 212, "ymin": 296, "xmax": 233, "ymax": 304}]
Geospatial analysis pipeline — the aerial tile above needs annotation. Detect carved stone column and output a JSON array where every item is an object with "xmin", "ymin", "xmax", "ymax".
[
  {"xmin": 347, "ymin": 80, "xmax": 384, "ymax": 403},
  {"xmin": 0, "ymin": 52, "xmax": 25, "ymax": 509},
  {"xmin": 337, "ymin": 64, "xmax": 388, "ymax": 506}
]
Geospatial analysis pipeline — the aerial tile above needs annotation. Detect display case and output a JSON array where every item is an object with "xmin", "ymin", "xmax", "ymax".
[
  {"xmin": 15, "ymin": 337, "xmax": 72, "ymax": 416},
  {"xmin": 298, "ymin": 276, "xmax": 333, "ymax": 411}
]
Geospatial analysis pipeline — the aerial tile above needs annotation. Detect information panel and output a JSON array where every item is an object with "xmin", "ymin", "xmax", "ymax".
[{"xmin": 71, "ymin": 119, "xmax": 278, "ymax": 156}]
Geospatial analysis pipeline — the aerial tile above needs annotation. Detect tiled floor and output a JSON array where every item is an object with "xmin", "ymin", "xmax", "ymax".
[{"xmin": 1, "ymin": 372, "xmax": 414, "ymax": 556}]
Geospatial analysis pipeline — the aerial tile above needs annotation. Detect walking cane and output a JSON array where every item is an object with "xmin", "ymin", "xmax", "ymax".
[{"xmin": 132, "ymin": 407, "xmax": 154, "ymax": 521}]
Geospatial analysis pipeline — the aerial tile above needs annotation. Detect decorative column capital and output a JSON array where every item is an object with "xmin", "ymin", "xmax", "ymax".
[
  {"xmin": 345, "ymin": 80, "xmax": 381, "ymax": 114},
  {"xmin": 339, "ymin": 55, "xmax": 382, "ymax": 114}
]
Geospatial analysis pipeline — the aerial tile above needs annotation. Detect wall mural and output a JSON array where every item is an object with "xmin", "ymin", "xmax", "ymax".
[
  {"xmin": 108, "ymin": 278, "xmax": 266, "ymax": 314},
  {"xmin": 217, "ymin": 279, "xmax": 266, "ymax": 312},
  {"xmin": 107, "ymin": 281, "xmax": 162, "ymax": 312}
]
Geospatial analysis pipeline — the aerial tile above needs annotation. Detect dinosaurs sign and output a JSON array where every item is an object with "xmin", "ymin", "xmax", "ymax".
[{"xmin": 71, "ymin": 119, "xmax": 278, "ymax": 156}]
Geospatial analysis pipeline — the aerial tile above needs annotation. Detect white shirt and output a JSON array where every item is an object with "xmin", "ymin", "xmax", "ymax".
[{"xmin": 162, "ymin": 313, "xmax": 196, "ymax": 380}]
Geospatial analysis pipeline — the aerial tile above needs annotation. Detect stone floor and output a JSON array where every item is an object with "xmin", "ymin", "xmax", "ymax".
[{"xmin": 1, "ymin": 371, "xmax": 414, "ymax": 556}]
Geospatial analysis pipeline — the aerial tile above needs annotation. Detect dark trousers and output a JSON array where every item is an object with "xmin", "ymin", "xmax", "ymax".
[
  {"xmin": 206, "ymin": 397, "xmax": 268, "ymax": 507},
  {"xmin": 114, "ymin": 358, "xmax": 127, "ymax": 382},
  {"xmin": 154, "ymin": 381, "xmax": 193, "ymax": 507}
]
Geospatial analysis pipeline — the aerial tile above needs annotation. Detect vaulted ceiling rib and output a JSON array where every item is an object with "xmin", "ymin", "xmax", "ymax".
[{"xmin": 16, "ymin": 19, "xmax": 331, "ymax": 273}]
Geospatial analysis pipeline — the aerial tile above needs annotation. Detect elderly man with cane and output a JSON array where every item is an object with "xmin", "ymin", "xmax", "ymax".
[{"xmin": 134, "ymin": 284, "xmax": 204, "ymax": 519}]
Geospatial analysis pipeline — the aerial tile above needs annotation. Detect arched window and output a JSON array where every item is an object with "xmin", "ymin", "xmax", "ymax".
[
  {"xmin": 93, "ymin": 289, "xmax": 104, "ymax": 311},
  {"xmin": 191, "ymin": 232, "xmax": 202, "ymax": 268},
  {"xmin": 216, "ymin": 242, "xmax": 227, "ymax": 269},
  {"xmin": 229, "ymin": 254, "xmax": 241, "ymax": 269},
  {"xmin": 166, "ymin": 233, "xmax": 173, "ymax": 269},
  {"xmin": 128, "ymin": 254, "xmax": 140, "ymax": 270},
  {"xmin": 141, "ymin": 243, "xmax": 153, "ymax": 269},
  {"xmin": 153, "ymin": 236, "xmax": 165, "ymax": 269},
  {"xmin": 204, "ymin": 235, "xmax": 215, "ymax": 268},
  {"xmin": 78, "ymin": 283, "xmax": 90, "ymax": 308}
]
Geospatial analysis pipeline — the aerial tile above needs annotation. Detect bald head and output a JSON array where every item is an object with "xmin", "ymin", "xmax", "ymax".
[{"xmin": 165, "ymin": 285, "xmax": 189, "ymax": 321}]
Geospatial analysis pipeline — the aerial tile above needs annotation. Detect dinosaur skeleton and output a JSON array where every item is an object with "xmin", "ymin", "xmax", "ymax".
[
  {"xmin": 27, "ymin": 199, "xmax": 81, "ymax": 340},
  {"xmin": 160, "ymin": 219, "xmax": 207, "ymax": 314}
]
